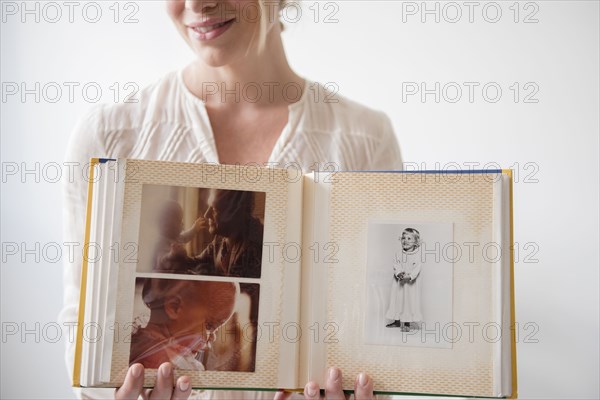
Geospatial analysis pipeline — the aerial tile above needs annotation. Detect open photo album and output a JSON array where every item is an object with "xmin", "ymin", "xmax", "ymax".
[{"xmin": 73, "ymin": 158, "xmax": 517, "ymax": 398}]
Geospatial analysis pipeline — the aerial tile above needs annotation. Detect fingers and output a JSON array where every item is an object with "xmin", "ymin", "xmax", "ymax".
[
  {"xmin": 148, "ymin": 363, "xmax": 174, "ymax": 400},
  {"xmin": 273, "ymin": 390, "xmax": 294, "ymax": 400},
  {"xmin": 304, "ymin": 381, "xmax": 320, "ymax": 400},
  {"xmin": 324, "ymin": 367, "xmax": 345, "ymax": 400},
  {"xmin": 172, "ymin": 376, "xmax": 192, "ymax": 400},
  {"xmin": 354, "ymin": 373, "xmax": 374, "ymax": 400},
  {"xmin": 116, "ymin": 363, "xmax": 190, "ymax": 400},
  {"xmin": 194, "ymin": 217, "xmax": 206, "ymax": 231},
  {"xmin": 115, "ymin": 364, "xmax": 144, "ymax": 400}
]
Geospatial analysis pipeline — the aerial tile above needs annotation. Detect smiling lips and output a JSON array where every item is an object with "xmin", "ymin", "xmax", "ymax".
[{"xmin": 188, "ymin": 18, "xmax": 235, "ymax": 40}]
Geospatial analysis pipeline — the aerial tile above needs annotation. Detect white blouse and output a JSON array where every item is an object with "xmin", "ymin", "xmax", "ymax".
[{"xmin": 61, "ymin": 70, "xmax": 403, "ymax": 399}]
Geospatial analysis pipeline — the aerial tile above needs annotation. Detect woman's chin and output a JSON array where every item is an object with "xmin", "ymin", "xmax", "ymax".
[
  {"xmin": 190, "ymin": 42, "xmax": 256, "ymax": 69},
  {"xmin": 187, "ymin": 45, "xmax": 234, "ymax": 67}
]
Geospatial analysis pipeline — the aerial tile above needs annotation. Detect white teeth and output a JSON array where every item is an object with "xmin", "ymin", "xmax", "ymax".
[{"xmin": 193, "ymin": 21, "xmax": 228, "ymax": 34}]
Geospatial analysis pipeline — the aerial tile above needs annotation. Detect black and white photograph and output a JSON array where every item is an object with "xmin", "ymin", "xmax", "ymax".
[
  {"xmin": 138, "ymin": 184, "xmax": 266, "ymax": 279},
  {"xmin": 365, "ymin": 222, "xmax": 453, "ymax": 348}
]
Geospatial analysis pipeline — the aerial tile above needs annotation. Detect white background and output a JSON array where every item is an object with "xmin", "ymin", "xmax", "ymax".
[{"xmin": 1, "ymin": 1, "xmax": 598, "ymax": 399}]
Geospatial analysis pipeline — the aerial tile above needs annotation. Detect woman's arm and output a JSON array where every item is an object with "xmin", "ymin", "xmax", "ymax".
[
  {"xmin": 60, "ymin": 109, "xmax": 191, "ymax": 400},
  {"xmin": 60, "ymin": 107, "xmax": 107, "ymax": 381},
  {"xmin": 369, "ymin": 112, "xmax": 403, "ymax": 171}
]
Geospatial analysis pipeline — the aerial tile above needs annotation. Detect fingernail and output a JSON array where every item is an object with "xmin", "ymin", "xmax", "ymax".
[
  {"xmin": 131, "ymin": 364, "xmax": 142, "ymax": 378},
  {"xmin": 306, "ymin": 383, "xmax": 318, "ymax": 397},
  {"xmin": 179, "ymin": 378, "xmax": 190, "ymax": 392},
  {"xmin": 358, "ymin": 372, "xmax": 368, "ymax": 386},
  {"xmin": 161, "ymin": 363, "xmax": 172, "ymax": 378},
  {"xmin": 329, "ymin": 367, "xmax": 339, "ymax": 380}
]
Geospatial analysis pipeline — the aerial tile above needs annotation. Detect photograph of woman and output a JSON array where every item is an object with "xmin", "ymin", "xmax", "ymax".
[{"xmin": 149, "ymin": 187, "xmax": 264, "ymax": 279}]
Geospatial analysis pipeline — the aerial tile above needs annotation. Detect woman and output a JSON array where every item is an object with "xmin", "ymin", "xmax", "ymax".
[{"xmin": 61, "ymin": 0, "xmax": 402, "ymax": 398}]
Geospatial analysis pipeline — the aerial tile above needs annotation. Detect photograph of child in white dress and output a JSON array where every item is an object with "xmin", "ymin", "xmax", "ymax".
[
  {"xmin": 365, "ymin": 222, "xmax": 453, "ymax": 348},
  {"xmin": 385, "ymin": 228, "xmax": 423, "ymax": 332}
]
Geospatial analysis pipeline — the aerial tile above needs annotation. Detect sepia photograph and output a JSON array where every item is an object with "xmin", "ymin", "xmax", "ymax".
[
  {"xmin": 365, "ymin": 222, "xmax": 453, "ymax": 348},
  {"xmin": 129, "ymin": 278, "xmax": 259, "ymax": 372},
  {"xmin": 138, "ymin": 184, "xmax": 266, "ymax": 279}
]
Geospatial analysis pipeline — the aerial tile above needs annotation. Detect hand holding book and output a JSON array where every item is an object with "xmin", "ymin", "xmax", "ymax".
[
  {"xmin": 114, "ymin": 363, "xmax": 191, "ymax": 400},
  {"xmin": 115, "ymin": 363, "xmax": 374, "ymax": 400},
  {"xmin": 276, "ymin": 367, "xmax": 374, "ymax": 400}
]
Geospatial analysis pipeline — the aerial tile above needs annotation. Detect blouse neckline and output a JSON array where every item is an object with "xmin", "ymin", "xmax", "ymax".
[{"xmin": 176, "ymin": 68, "xmax": 310, "ymax": 165}]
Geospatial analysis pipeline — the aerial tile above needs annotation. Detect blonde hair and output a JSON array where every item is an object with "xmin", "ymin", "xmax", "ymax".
[
  {"xmin": 400, "ymin": 228, "xmax": 421, "ymax": 247},
  {"xmin": 254, "ymin": 0, "xmax": 289, "ymax": 53}
]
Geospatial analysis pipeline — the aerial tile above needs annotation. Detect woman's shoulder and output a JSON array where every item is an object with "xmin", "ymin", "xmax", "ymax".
[
  {"xmin": 67, "ymin": 71, "xmax": 194, "ymax": 159},
  {"xmin": 300, "ymin": 80, "xmax": 393, "ymax": 136},
  {"xmin": 294, "ymin": 80, "xmax": 403, "ymax": 170},
  {"xmin": 82, "ymin": 70, "xmax": 186, "ymax": 129}
]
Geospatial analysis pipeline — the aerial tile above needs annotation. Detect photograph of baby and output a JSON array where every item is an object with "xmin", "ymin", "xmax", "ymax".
[
  {"xmin": 129, "ymin": 278, "xmax": 260, "ymax": 372},
  {"xmin": 137, "ymin": 184, "xmax": 266, "ymax": 279},
  {"xmin": 364, "ymin": 222, "xmax": 453, "ymax": 348}
]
